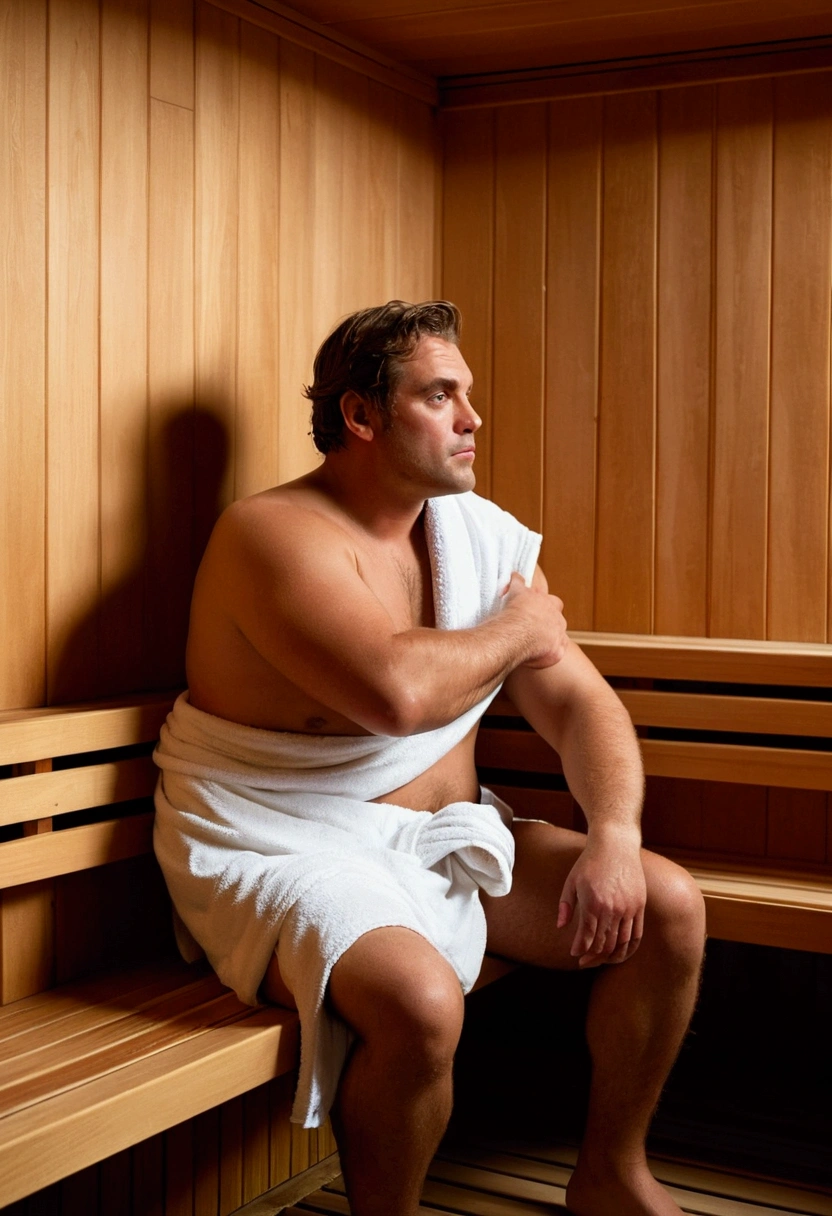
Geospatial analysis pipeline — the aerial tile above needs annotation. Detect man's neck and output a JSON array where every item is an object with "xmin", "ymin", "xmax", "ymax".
[{"xmin": 308, "ymin": 458, "xmax": 430, "ymax": 544}]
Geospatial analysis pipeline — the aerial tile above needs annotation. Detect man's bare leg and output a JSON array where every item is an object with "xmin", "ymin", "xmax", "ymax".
[
  {"xmin": 481, "ymin": 820, "xmax": 707, "ymax": 1216},
  {"xmin": 326, "ymin": 926, "xmax": 465, "ymax": 1216}
]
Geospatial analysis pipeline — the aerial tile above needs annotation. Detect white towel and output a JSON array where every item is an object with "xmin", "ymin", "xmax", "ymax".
[{"xmin": 153, "ymin": 491, "xmax": 541, "ymax": 1126}]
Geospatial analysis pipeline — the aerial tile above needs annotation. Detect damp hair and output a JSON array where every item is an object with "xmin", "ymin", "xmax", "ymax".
[{"xmin": 304, "ymin": 300, "xmax": 462, "ymax": 455}]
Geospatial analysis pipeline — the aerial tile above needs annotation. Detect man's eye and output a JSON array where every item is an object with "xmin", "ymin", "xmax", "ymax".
[{"xmin": 430, "ymin": 392, "xmax": 446, "ymax": 404}]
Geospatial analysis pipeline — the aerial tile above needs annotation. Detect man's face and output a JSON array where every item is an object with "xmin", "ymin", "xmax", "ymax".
[{"xmin": 373, "ymin": 336, "xmax": 481, "ymax": 497}]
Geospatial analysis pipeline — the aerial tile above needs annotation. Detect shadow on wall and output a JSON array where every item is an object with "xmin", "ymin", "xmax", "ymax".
[{"xmin": 51, "ymin": 405, "xmax": 230, "ymax": 704}]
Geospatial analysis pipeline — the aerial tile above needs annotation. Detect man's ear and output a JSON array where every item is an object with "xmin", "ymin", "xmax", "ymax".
[{"xmin": 340, "ymin": 390, "xmax": 377, "ymax": 443}]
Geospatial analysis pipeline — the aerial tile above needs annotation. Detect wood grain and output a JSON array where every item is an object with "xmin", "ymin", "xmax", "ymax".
[
  {"xmin": 46, "ymin": 0, "xmax": 101, "ymax": 704},
  {"xmin": 594, "ymin": 91, "xmax": 657, "ymax": 632},
  {"xmin": 710, "ymin": 78, "xmax": 773, "ymax": 639},
  {"xmin": 655, "ymin": 86, "xmax": 714, "ymax": 636},
  {"xmin": 768, "ymin": 73, "xmax": 832, "ymax": 642},
  {"xmin": 100, "ymin": 0, "xmax": 150, "ymax": 695},
  {"xmin": 441, "ymin": 109, "xmax": 495, "ymax": 501},
  {"xmin": 491, "ymin": 103, "xmax": 547, "ymax": 532},
  {"xmin": 543, "ymin": 96, "xmax": 602, "ymax": 627},
  {"xmin": 0, "ymin": 0, "xmax": 47, "ymax": 711},
  {"xmin": 0, "ymin": 694, "xmax": 174, "ymax": 765},
  {"xmin": 151, "ymin": 0, "xmax": 195, "ymax": 108}
]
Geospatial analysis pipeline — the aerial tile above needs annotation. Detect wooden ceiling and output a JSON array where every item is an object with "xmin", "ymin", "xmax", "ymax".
[{"xmin": 280, "ymin": 0, "xmax": 832, "ymax": 78}]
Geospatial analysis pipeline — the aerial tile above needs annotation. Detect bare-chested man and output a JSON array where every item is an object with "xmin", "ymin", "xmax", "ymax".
[{"xmin": 155, "ymin": 301, "xmax": 706, "ymax": 1216}]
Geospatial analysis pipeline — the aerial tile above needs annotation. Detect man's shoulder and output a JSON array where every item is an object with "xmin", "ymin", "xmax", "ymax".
[{"xmin": 212, "ymin": 488, "xmax": 354, "ymax": 569}]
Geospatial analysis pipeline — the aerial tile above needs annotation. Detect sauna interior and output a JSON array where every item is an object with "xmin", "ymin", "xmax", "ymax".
[{"xmin": 2, "ymin": 0, "xmax": 832, "ymax": 1212}]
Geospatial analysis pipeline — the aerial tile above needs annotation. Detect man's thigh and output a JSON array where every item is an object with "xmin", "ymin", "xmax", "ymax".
[{"xmin": 481, "ymin": 819, "xmax": 587, "ymax": 971}]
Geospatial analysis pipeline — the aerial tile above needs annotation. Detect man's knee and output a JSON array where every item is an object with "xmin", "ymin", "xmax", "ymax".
[
  {"xmin": 644, "ymin": 852, "xmax": 707, "ymax": 962},
  {"xmin": 330, "ymin": 930, "xmax": 464, "ymax": 1073}
]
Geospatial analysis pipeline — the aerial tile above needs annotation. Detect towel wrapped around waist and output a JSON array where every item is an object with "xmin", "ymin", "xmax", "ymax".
[{"xmin": 153, "ymin": 492, "xmax": 542, "ymax": 1127}]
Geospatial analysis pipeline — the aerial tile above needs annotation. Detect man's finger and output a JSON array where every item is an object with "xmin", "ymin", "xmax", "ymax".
[{"xmin": 571, "ymin": 911, "xmax": 598, "ymax": 958}]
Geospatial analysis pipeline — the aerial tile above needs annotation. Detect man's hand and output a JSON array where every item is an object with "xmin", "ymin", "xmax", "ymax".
[
  {"xmin": 501, "ymin": 571, "xmax": 568, "ymax": 669},
  {"xmin": 557, "ymin": 827, "xmax": 646, "ymax": 967}
]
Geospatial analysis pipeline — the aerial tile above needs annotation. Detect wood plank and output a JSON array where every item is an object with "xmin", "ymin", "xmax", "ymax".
[
  {"xmin": 220, "ymin": 1095, "xmax": 244, "ymax": 1215},
  {"xmin": 0, "ymin": 694, "xmax": 174, "ymax": 765},
  {"xmin": 1, "ymin": 814, "xmax": 154, "ymax": 889},
  {"xmin": 767, "ymin": 787, "xmax": 829, "ymax": 863},
  {"xmin": 236, "ymin": 21, "xmax": 282, "ymax": 500},
  {"xmin": 133, "ymin": 1132, "xmax": 164, "ymax": 1216},
  {"xmin": 615, "ymin": 688, "xmax": 832, "ymax": 737},
  {"xmin": 643, "ymin": 775, "xmax": 704, "ymax": 850},
  {"xmin": 277, "ymin": 39, "xmax": 318, "ymax": 484},
  {"xmin": 710, "ymin": 78, "xmax": 773, "ymax": 640},
  {"xmin": 99, "ymin": 0, "xmax": 150, "ymax": 698},
  {"xmin": 195, "ymin": 0, "xmax": 239, "ymax": 514},
  {"xmin": 0, "ymin": 1007, "xmax": 299, "ymax": 1209},
  {"xmin": 700, "ymin": 780, "xmax": 767, "ymax": 855},
  {"xmin": 570, "ymin": 630, "xmax": 832, "ymax": 685},
  {"xmin": 194, "ymin": 1106, "xmax": 221, "ymax": 1216},
  {"xmin": 100, "ymin": 1148, "xmax": 133, "ymax": 1216},
  {"xmin": 0, "ymin": 881, "xmax": 54, "ymax": 1005},
  {"xmin": 491, "ymin": 103, "xmax": 547, "ymax": 532},
  {"xmin": 395, "ymin": 90, "xmax": 438, "ymax": 305},
  {"xmin": 655, "ymin": 85, "xmax": 714, "ymax": 636},
  {"xmin": 243, "ymin": 1084, "xmax": 271, "ymax": 1202},
  {"xmin": 440, "ymin": 41, "xmax": 832, "ymax": 110},
  {"xmin": 150, "ymin": 0, "xmax": 195, "ymax": 108},
  {"xmin": 543, "ymin": 96, "xmax": 602, "ymax": 629},
  {"xmin": 0, "ymin": 756, "xmax": 156, "ymax": 828},
  {"xmin": 46, "ymin": 0, "xmax": 101, "ymax": 705},
  {"xmin": 594, "ymin": 90, "xmax": 657, "ymax": 633},
  {"xmin": 206, "ymin": 0, "xmax": 437, "ymax": 104},
  {"xmin": 768, "ymin": 74, "xmax": 832, "ymax": 642},
  {"xmin": 0, "ymin": 0, "xmax": 47, "ymax": 711},
  {"xmin": 147, "ymin": 96, "xmax": 197, "ymax": 690},
  {"xmin": 269, "ymin": 1072, "xmax": 294, "ymax": 1186},
  {"xmin": 441, "ymin": 109, "xmax": 495, "ymax": 502}
]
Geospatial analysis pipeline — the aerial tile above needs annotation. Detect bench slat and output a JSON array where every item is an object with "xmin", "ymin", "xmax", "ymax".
[
  {"xmin": 616, "ymin": 689, "xmax": 832, "ymax": 737},
  {"xmin": 477, "ymin": 727, "xmax": 832, "ymax": 791},
  {"xmin": 0, "ymin": 756, "xmax": 157, "ymax": 827},
  {"xmin": 571, "ymin": 631, "xmax": 832, "ymax": 686},
  {"xmin": 2, "ymin": 813, "xmax": 153, "ymax": 888},
  {"xmin": 0, "ymin": 695, "xmax": 175, "ymax": 765},
  {"xmin": 0, "ymin": 1004, "xmax": 299, "ymax": 1209}
]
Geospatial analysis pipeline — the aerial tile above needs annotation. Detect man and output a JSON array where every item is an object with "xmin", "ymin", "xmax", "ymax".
[{"xmin": 154, "ymin": 301, "xmax": 705, "ymax": 1216}]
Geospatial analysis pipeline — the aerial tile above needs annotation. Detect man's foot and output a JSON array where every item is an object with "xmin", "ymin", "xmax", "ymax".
[{"xmin": 566, "ymin": 1159, "xmax": 685, "ymax": 1216}]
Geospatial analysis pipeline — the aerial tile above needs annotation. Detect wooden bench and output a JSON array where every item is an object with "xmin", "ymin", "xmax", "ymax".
[
  {"xmin": 478, "ymin": 632, "xmax": 832, "ymax": 956},
  {"xmin": 0, "ymin": 694, "xmax": 512, "ymax": 1211}
]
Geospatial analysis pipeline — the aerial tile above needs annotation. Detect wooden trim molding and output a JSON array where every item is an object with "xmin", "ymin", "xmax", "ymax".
[
  {"xmin": 440, "ymin": 36, "xmax": 832, "ymax": 109},
  {"xmin": 207, "ymin": 0, "xmax": 439, "ymax": 105}
]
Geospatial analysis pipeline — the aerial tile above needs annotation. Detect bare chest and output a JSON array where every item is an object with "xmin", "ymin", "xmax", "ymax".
[{"xmin": 357, "ymin": 540, "xmax": 435, "ymax": 631}]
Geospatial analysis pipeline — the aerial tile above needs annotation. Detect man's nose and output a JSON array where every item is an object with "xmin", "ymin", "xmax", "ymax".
[{"xmin": 457, "ymin": 399, "xmax": 482, "ymax": 432}]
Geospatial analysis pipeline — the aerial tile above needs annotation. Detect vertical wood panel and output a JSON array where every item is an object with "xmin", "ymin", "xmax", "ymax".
[
  {"xmin": 701, "ymin": 782, "xmax": 767, "ymax": 855},
  {"xmin": 47, "ymin": 0, "xmax": 101, "ymax": 703},
  {"xmin": 150, "ymin": 0, "xmax": 194, "ymax": 108},
  {"xmin": 710, "ymin": 79, "xmax": 773, "ymax": 640},
  {"xmin": 277, "ymin": 40, "xmax": 318, "ymax": 483},
  {"xmin": 642, "ymin": 776, "xmax": 703, "ymax": 850},
  {"xmin": 269, "ymin": 1074, "xmax": 294, "ymax": 1186},
  {"xmin": 0, "ymin": 0, "xmax": 47, "ymax": 711},
  {"xmin": 595, "ymin": 91, "xmax": 657, "ymax": 633},
  {"xmin": 193, "ymin": 1107, "xmax": 221, "ymax": 1216},
  {"xmin": 61, "ymin": 1163, "xmax": 99, "ymax": 1216},
  {"xmin": 243, "ymin": 1085, "xmax": 271, "ymax": 1202},
  {"xmin": 492, "ymin": 103, "xmax": 547, "ymax": 532},
  {"xmin": 99, "ymin": 1149, "xmax": 132, "ymax": 1216},
  {"xmin": 655, "ymin": 86, "xmax": 714, "ymax": 637},
  {"xmin": 165, "ymin": 1120, "xmax": 195, "ymax": 1216},
  {"xmin": 769, "ymin": 74, "xmax": 832, "ymax": 642},
  {"xmin": 0, "ymin": 880, "xmax": 54, "ymax": 1003},
  {"xmin": 396, "ymin": 91, "xmax": 437, "ymax": 306},
  {"xmin": 543, "ymin": 96, "xmax": 602, "ymax": 624},
  {"xmin": 312, "ymin": 59, "xmax": 352, "ymax": 343},
  {"xmin": 100, "ymin": 0, "xmax": 149, "ymax": 694},
  {"xmin": 195, "ymin": 0, "xmax": 239, "ymax": 517},
  {"xmin": 441, "ymin": 109, "xmax": 495, "ymax": 502},
  {"xmin": 133, "ymin": 1133, "xmax": 164, "ymax": 1216},
  {"xmin": 767, "ymin": 788, "xmax": 828, "ymax": 863},
  {"xmin": 366, "ymin": 81, "xmax": 401, "ymax": 305},
  {"xmin": 147, "ymin": 97, "xmax": 196, "ymax": 690},
  {"xmin": 220, "ymin": 1096, "xmax": 244, "ymax": 1215},
  {"xmin": 236, "ymin": 22, "xmax": 281, "ymax": 499},
  {"xmin": 290, "ymin": 1122, "xmax": 311, "ymax": 1175}
]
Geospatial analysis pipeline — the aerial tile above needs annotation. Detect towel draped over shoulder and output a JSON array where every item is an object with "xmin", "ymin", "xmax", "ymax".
[{"xmin": 153, "ymin": 492, "xmax": 542, "ymax": 1126}]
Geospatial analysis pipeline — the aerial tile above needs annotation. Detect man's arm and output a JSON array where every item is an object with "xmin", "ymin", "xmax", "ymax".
[
  {"xmin": 206, "ymin": 502, "xmax": 567, "ymax": 736},
  {"xmin": 503, "ymin": 566, "xmax": 646, "ymax": 967}
]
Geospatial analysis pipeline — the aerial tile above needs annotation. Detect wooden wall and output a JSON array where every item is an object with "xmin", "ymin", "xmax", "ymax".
[
  {"xmin": 442, "ymin": 72, "xmax": 832, "ymax": 643},
  {"xmin": 0, "ymin": 0, "xmax": 438, "ymax": 713}
]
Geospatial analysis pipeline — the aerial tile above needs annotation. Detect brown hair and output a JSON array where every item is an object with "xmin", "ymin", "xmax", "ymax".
[{"xmin": 304, "ymin": 300, "xmax": 461, "ymax": 454}]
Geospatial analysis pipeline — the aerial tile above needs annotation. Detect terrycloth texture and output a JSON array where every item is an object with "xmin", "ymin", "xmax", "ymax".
[{"xmin": 153, "ymin": 491, "xmax": 541, "ymax": 1127}]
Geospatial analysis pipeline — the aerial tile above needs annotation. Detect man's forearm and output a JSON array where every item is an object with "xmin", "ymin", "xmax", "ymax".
[{"xmin": 555, "ymin": 688, "xmax": 644, "ymax": 840}]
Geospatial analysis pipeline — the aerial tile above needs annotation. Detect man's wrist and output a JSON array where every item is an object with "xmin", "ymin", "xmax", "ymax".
[{"xmin": 585, "ymin": 819, "xmax": 642, "ymax": 850}]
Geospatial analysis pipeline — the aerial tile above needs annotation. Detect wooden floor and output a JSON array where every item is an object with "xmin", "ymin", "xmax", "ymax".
[{"xmin": 284, "ymin": 1139, "xmax": 832, "ymax": 1215}]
